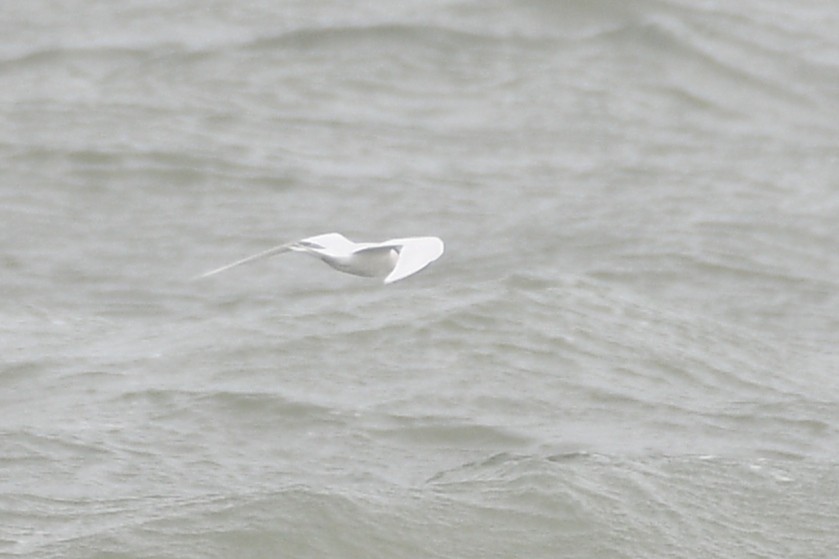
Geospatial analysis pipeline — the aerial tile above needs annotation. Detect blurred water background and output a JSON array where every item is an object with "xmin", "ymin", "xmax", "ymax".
[{"xmin": 2, "ymin": 1, "xmax": 839, "ymax": 557}]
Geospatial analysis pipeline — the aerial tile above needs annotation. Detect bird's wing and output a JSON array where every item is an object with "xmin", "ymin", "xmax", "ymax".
[
  {"xmin": 382, "ymin": 237, "xmax": 444, "ymax": 284},
  {"xmin": 300, "ymin": 232, "xmax": 356, "ymax": 255},
  {"xmin": 194, "ymin": 242, "xmax": 293, "ymax": 279}
]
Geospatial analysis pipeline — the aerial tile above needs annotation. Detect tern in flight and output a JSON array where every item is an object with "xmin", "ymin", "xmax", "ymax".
[{"xmin": 197, "ymin": 233, "xmax": 444, "ymax": 284}]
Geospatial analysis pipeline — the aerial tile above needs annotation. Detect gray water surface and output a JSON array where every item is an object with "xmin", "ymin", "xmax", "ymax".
[{"xmin": 2, "ymin": 1, "xmax": 838, "ymax": 557}]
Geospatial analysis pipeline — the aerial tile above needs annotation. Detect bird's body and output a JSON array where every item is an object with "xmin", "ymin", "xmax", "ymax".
[
  {"xmin": 317, "ymin": 246, "xmax": 400, "ymax": 278},
  {"xmin": 197, "ymin": 233, "xmax": 443, "ymax": 284}
]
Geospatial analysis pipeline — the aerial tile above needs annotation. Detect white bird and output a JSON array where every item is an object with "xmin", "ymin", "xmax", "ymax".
[{"xmin": 197, "ymin": 233, "xmax": 444, "ymax": 284}]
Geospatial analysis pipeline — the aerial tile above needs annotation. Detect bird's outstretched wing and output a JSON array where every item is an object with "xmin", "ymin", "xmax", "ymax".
[
  {"xmin": 194, "ymin": 242, "xmax": 293, "ymax": 279},
  {"xmin": 383, "ymin": 237, "xmax": 444, "ymax": 284}
]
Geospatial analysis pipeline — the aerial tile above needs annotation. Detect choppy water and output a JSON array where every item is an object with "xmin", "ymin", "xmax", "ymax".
[{"xmin": 2, "ymin": 1, "xmax": 839, "ymax": 557}]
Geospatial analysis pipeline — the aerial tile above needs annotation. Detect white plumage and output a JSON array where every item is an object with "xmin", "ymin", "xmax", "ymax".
[{"xmin": 197, "ymin": 233, "xmax": 444, "ymax": 284}]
